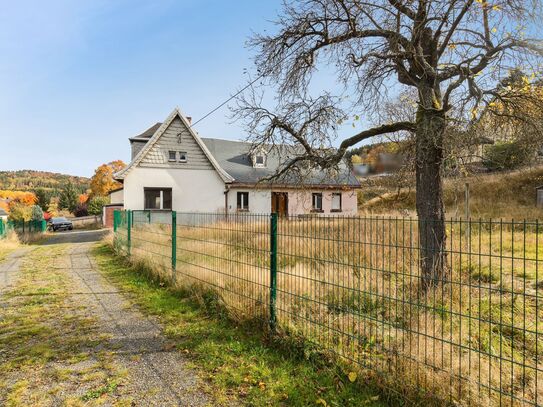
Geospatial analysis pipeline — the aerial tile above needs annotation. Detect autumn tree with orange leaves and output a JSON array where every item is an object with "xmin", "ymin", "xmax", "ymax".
[
  {"xmin": 0, "ymin": 190, "xmax": 38, "ymax": 221},
  {"xmin": 89, "ymin": 160, "xmax": 126, "ymax": 197}
]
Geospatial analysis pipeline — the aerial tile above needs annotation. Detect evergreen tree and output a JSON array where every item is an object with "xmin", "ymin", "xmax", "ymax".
[
  {"xmin": 33, "ymin": 188, "xmax": 50, "ymax": 211},
  {"xmin": 31, "ymin": 205, "xmax": 44, "ymax": 221},
  {"xmin": 59, "ymin": 183, "xmax": 78, "ymax": 213}
]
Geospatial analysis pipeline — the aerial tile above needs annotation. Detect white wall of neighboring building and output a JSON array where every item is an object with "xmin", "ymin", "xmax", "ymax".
[
  {"xmin": 123, "ymin": 167, "xmax": 226, "ymax": 213},
  {"xmin": 109, "ymin": 189, "xmax": 124, "ymax": 205}
]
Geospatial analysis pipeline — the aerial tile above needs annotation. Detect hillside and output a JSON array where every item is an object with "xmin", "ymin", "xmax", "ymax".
[
  {"xmin": 0, "ymin": 170, "xmax": 90, "ymax": 192},
  {"xmin": 360, "ymin": 166, "xmax": 543, "ymax": 219}
]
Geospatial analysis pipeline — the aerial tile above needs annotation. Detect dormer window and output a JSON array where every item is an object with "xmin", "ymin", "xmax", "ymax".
[{"xmin": 252, "ymin": 150, "xmax": 267, "ymax": 168}]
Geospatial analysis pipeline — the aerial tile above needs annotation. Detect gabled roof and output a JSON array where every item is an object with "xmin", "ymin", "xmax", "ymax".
[
  {"xmin": 114, "ymin": 108, "xmax": 234, "ymax": 183},
  {"xmin": 202, "ymin": 138, "xmax": 360, "ymax": 187},
  {"xmin": 129, "ymin": 122, "xmax": 162, "ymax": 142},
  {"xmin": 0, "ymin": 208, "xmax": 8, "ymax": 216}
]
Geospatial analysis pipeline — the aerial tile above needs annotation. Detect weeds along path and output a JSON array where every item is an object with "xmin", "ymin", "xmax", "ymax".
[{"xmin": 0, "ymin": 232, "xmax": 211, "ymax": 406}]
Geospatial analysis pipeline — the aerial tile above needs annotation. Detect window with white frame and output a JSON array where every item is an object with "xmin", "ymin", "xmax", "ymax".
[
  {"xmin": 237, "ymin": 192, "xmax": 249, "ymax": 211},
  {"xmin": 331, "ymin": 193, "xmax": 342, "ymax": 212},
  {"xmin": 312, "ymin": 193, "xmax": 323, "ymax": 211},
  {"xmin": 144, "ymin": 188, "xmax": 172, "ymax": 210},
  {"xmin": 252, "ymin": 150, "xmax": 266, "ymax": 168},
  {"xmin": 179, "ymin": 151, "xmax": 187, "ymax": 162},
  {"xmin": 255, "ymin": 155, "xmax": 265, "ymax": 166},
  {"xmin": 168, "ymin": 151, "xmax": 176, "ymax": 162}
]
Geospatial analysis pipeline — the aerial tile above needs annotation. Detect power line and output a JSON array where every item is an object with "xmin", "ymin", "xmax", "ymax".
[
  {"xmin": 190, "ymin": 74, "xmax": 263, "ymax": 128},
  {"xmin": 190, "ymin": 41, "xmax": 309, "ymax": 128}
]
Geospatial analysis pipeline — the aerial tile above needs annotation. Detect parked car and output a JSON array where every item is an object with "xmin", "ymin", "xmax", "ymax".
[{"xmin": 48, "ymin": 217, "xmax": 73, "ymax": 232}]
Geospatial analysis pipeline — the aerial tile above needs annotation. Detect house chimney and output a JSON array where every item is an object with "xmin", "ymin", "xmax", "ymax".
[{"xmin": 186, "ymin": 116, "xmax": 192, "ymax": 125}]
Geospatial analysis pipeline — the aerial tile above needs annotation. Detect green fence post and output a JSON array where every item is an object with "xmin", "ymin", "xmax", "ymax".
[
  {"xmin": 113, "ymin": 210, "xmax": 119, "ymax": 232},
  {"xmin": 127, "ymin": 210, "xmax": 132, "ymax": 257},
  {"xmin": 269, "ymin": 212, "xmax": 278, "ymax": 333},
  {"xmin": 171, "ymin": 211, "xmax": 177, "ymax": 280},
  {"xmin": 0, "ymin": 220, "xmax": 4, "ymax": 239}
]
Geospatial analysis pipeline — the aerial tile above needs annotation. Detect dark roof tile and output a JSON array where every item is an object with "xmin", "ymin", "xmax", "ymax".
[{"xmin": 129, "ymin": 123, "xmax": 162, "ymax": 141}]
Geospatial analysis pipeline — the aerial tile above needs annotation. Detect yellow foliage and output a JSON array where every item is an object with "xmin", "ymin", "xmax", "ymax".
[
  {"xmin": 90, "ymin": 160, "xmax": 126, "ymax": 197},
  {"xmin": 0, "ymin": 190, "xmax": 37, "ymax": 206}
]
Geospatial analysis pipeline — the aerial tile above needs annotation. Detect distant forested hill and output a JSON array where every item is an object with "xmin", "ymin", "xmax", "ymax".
[{"xmin": 0, "ymin": 170, "xmax": 90, "ymax": 192}]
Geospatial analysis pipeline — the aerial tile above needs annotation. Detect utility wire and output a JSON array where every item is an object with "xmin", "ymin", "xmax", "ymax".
[
  {"xmin": 190, "ymin": 74, "xmax": 263, "ymax": 128},
  {"xmin": 190, "ymin": 41, "xmax": 309, "ymax": 128}
]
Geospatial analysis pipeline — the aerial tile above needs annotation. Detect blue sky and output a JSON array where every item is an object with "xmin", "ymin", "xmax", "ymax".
[{"xmin": 0, "ymin": 0, "xmax": 284, "ymax": 176}]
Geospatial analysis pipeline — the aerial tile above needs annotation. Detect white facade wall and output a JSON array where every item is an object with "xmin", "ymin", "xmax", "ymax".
[
  {"xmin": 123, "ymin": 167, "xmax": 225, "ymax": 213},
  {"xmin": 226, "ymin": 189, "xmax": 271, "ymax": 214},
  {"xmin": 227, "ymin": 188, "xmax": 358, "ymax": 216},
  {"xmin": 287, "ymin": 190, "xmax": 358, "ymax": 215}
]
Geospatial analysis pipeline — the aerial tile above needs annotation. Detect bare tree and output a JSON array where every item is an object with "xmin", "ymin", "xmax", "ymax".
[{"xmin": 233, "ymin": 0, "xmax": 543, "ymax": 289}]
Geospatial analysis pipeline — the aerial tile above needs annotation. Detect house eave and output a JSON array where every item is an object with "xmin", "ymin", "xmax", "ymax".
[{"xmin": 228, "ymin": 182, "xmax": 362, "ymax": 190}]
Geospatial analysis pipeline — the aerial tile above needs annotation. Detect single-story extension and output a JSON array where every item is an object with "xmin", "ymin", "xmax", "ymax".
[
  {"xmin": 114, "ymin": 108, "xmax": 361, "ymax": 216},
  {"xmin": 102, "ymin": 187, "xmax": 124, "ymax": 228}
]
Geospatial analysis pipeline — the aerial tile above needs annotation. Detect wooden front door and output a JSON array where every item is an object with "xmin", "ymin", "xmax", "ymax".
[{"xmin": 271, "ymin": 192, "xmax": 288, "ymax": 217}]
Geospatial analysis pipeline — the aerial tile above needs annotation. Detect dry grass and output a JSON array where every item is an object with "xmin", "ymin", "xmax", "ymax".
[
  {"xmin": 361, "ymin": 165, "xmax": 543, "ymax": 220},
  {"xmin": 114, "ymin": 215, "xmax": 543, "ymax": 406},
  {"xmin": 0, "ymin": 231, "xmax": 20, "ymax": 262}
]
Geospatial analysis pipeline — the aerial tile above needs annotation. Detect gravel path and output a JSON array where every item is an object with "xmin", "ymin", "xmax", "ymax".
[
  {"xmin": 0, "ymin": 246, "xmax": 32, "ymax": 294},
  {"xmin": 2, "ymin": 230, "xmax": 212, "ymax": 406},
  {"xmin": 67, "ymin": 236, "xmax": 211, "ymax": 406}
]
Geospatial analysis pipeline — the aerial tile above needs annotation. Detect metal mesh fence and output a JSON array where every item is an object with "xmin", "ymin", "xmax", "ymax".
[
  {"xmin": 5, "ymin": 219, "xmax": 47, "ymax": 235},
  {"xmin": 114, "ymin": 210, "xmax": 542, "ymax": 406}
]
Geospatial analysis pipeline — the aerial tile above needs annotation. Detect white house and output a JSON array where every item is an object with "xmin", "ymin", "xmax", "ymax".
[{"xmin": 114, "ymin": 108, "xmax": 360, "ymax": 216}]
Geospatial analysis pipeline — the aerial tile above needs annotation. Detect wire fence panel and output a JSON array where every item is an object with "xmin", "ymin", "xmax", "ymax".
[
  {"xmin": 175, "ymin": 212, "xmax": 271, "ymax": 321},
  {"xmin": 5, "ymin": 219, "xmax": 47, "ymax": 235},
  {"xmin": 113, "ymin": 210, "xmax": 542, "ymax": 406}
]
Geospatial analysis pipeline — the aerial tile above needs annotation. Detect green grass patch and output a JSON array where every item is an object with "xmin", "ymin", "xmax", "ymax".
[
  {"xmin": 81, "ymin": 380, "xmax": 119, "ymax": 401},
  {"xmin": 92, "ymin": 243, "xmax": 389, "ymax": 406}
]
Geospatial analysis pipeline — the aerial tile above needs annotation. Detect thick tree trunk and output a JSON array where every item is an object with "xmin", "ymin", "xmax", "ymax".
[{"xmin": 415, "ymin": 91, "xmax": 448, "ymax": 290}]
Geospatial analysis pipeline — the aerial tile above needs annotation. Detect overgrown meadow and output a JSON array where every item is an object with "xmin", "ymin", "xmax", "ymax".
[{"xmin": 114, "ymin": 213, "xmax": 543, "ymax": 406}]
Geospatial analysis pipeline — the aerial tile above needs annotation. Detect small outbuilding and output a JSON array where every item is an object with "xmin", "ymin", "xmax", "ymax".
[
  {"xmin": 0, "ymin": 208, "xmax": 7, "ymax": 222},
  {"xmin": 537, "ymin": 185, "xmax": 543, "ymax": 208}
]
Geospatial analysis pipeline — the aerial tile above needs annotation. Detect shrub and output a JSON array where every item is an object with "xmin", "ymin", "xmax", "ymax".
[
  {"xmin": 483, "ymin": 141, "xmax": 531, "ymax": 171},
  {"xmin": 8, "ymin": 202, "xmax": 32, "ymax": 221},
  {"xmin": 87, "ymin": 196, "xmax": 108, "ymax": 216},
  {"xmin": 74, "ymin": 203, "xmax": 89, "ymax": 217}
]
